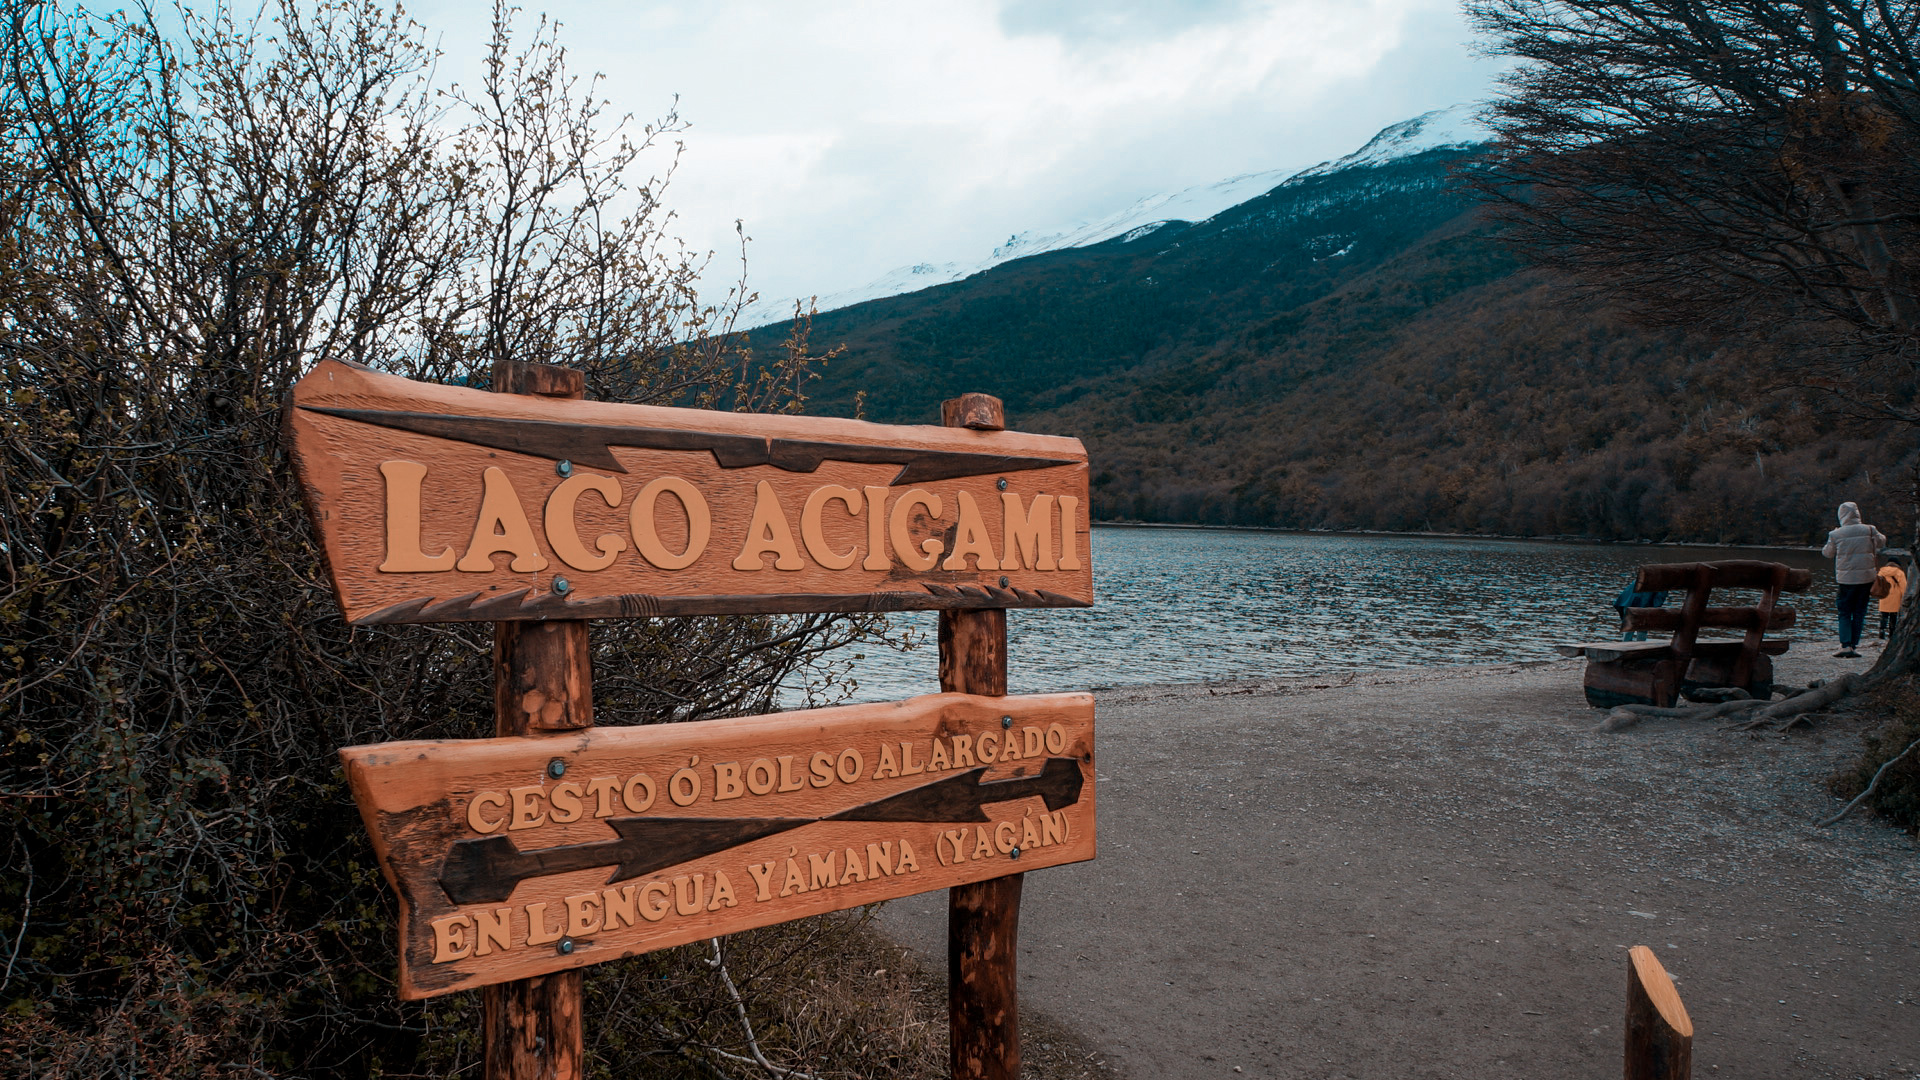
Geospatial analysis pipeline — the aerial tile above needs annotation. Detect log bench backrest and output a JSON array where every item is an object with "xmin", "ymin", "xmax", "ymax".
[
  {"xmin": 1625, "ymin": 560, "xmax": 1807, "ymax": 691},
  {"xmin": 1633, "ymin": 560, "xmax": 1813, "ymax": 594}
]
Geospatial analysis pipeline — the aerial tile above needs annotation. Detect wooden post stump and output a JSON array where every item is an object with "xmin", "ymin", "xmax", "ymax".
[
  {"xmin": 486, "ymin": 360, "xmax": 590, "ymax": 1080},
  {"xmin": 1624, "ymin": 945, "xmax": 1693, "ymax": 1080},
  {"xmin": 940, "ymin": 392, "xmax": 1022, "ymax": 1080}
]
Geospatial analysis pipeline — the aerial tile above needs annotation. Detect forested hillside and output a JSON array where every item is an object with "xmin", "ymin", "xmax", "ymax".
[{"xmin": 757, "ymin": 146, "xmax": 1917, "ymax": 547}]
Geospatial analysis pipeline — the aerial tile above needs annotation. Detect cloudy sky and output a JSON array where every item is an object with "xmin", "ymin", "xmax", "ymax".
[{"xmin": 404, "ymin": 0, "xmax": 1505, "ymax": 313}]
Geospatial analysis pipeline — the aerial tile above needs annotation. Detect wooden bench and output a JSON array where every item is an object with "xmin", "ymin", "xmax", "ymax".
[{"xmin": 1555, "ymin": 560, "xmax": 1811, "ymax": 708}]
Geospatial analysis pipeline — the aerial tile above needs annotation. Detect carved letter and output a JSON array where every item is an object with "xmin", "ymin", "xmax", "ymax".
[
  {"xmin": 808, "ymin": 851, "xmax": 839, "ymax": 890},
  {"xmin": 525, "ymin": 902, "xmax": 565, "ymax": 945},
  {"xmin": 1021, "ymin": 816, "xmax": 1041, "ymax": 851},
  {"xmin": 928, "ymin": 739, "xmax": 950, "ymax": 772},
  {"xmin": 467, "ymin": 791, "xmax": 507, "ymax": 834},
  {"xmin": 545, "ymin": 472, "xmax": 626, "ymax": 572},
  {"xmin": 836, "ymin": 748, "xmax": 863, "ymax": 784},
  {"xmin": 746, "ymin": 758, "xmax": 777, "ymax": 796},
  {"xmin": 747, "ymin": 861, "xmax": 776, "ymax": 902},
  {"xmin": 713, "ymin": 761, "xmax": 745, "ymax": 801},
  {"xmin": 1041, "ymin": 812, "xmax": 1065, "ymax": 847},
  {"xmin": 379, "ymin": 461, "xmax": 456, "ymax": 572},
  {"xmin": 732, "ymin": 480, "xmax": 805, "ymax": 570},
  {"xmin": 622, "ymin": 773, "xmax": 656, "ymax": 813},
  {"xmin": 474, "ymin": 907, "xmax": 512, "ymax": 955},
  {"xmin": 977, "ymin": 731, "xmax": 999, "ymax": 763},
  {"xmin": 800, "ymin": 485, "xmax": 862, "ymax": 570},
  {"xmin": 777, "ymin": 756, "xmax": 806, "ymax": 792},
  {"xmin": 1023, "ymin": 727, "xmax": 1043, "ymax": 757},
  {"xmin": 1001, "ymin": 492, "xmax": 1056, "ymax": 570},
  {"xmin": 896, "ymin": 838, "xmax": 921, "ymax": 873},
  {"xmin": 631, "ymin": 476, "xmax": 711, "ymax": 570},
  {"xmin": 900, "ymin": 741, "xmax": 924, "ymax": 775},
  {"xmin": 1046, "ymin": 724, "xmax": 1068, "ymax": 755},
  {"xmin": 1057, "ymin": 495, "xmax": 1082, "ymax": 570},
  {"xmin": 866, "ymin": 841, "xmax": 894, "ymax": 877},
  {"xmin": 781, "ymin": 858, "xmax": 807, "ymax": 896},
  {"xmin": 840, "ymin": 848, "xmax": 866, "ymax": 884},
  {"xmin": 548, "ymin": 781, "xmax": 584, "ymax": 823},
  {"xmin": 708, "ymin": 870, "xmax": 738, "ymax": 910},
  {"xmin": 602, "ymin": 885, "xmax": 639, "ymax": 931},
  {"xmin": 669, "ymin": 768, "xmax": 701, "ymax": 806},
  {"xmin": 873, "ymin": 744, "xmax": 899, "ymax": 779},
  {"xmin": 431, "ymin": 914, "xmax": 473, "ymax": 963},
  {"xmin": 888, "ymin": 489, "xmax": 944, "ymax": 571},
  {"xmin": 862, "ymin": 486, "xmax": 892, "ymax": 570},
  {"xmin": 566, "ymin": 892, "xmax": 603, "ymax": 936},
  {"xmin": 457, "ymin": 467, "xmax": 549, "ymax": 572},
  {"xmin": 973, "ymin": 826, "xmax": 994, "ymax": 860},
  {"xmin": 586, "ymin": 776, "xmax": 621, "ymax": 817},
  {"xmin": 639, "ymin": 881, "xmax": 672, "ymax": 922},
  {"xmin": 951, "ymin": 734, "xmax": 975, "ymax": 769},
  {"xmin": 998, "ymin": 730, "xmax": 1022, "ymax": 761},
  {"xmin": 996, "ymin": 821, "xmax": 1018, "ymax": 854},
  {"xmin": 809, "ymin": 752, "xmax": 834, "ymax": 788},
  {"xmin": 674, "ymin": 873, "xmax": 706, "ymax": 916},
  {"xmin": 942, "ymin": 491, "xmax": 1000, "ymax": 571},
  {"xmin": 508, "ymin": 785, "xmax": 547, "ymax": 831}
]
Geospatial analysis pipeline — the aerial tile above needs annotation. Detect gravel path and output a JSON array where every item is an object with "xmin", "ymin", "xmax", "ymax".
[{"xmin": 878, "ymin": 650, "xmax": 1920, "ymax": 1079}]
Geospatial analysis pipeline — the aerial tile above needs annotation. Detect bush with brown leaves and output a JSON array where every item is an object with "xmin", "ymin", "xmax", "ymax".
[{"xmin": 0, "ymin": 2, "xmax": 903, "ymax": 1074}]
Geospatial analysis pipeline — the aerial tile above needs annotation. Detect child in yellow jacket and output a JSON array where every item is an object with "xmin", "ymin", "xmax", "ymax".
[{"xmin": 1875, "ymin": 555, "xmax": 1907, "ymax": 640}]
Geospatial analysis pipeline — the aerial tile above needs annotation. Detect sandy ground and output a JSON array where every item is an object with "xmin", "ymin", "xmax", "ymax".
[{"xmin": 877, "ymin": 647, "xmax": 1920, "ymax": 1080}]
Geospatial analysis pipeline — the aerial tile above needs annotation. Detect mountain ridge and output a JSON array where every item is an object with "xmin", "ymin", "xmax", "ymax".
[
  {"xmin": 748, "ymin": 116, "xmax": 1915, "ymax": 547},
  {"xmin": 740, "ymin": 105, "xmax": 1490, "ymax": 329}
]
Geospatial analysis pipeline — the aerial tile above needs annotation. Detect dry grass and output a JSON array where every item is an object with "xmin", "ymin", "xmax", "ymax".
[
  {"xmin": 379, "ymin": 905, "xmax": 1119, "ymax": 1079},
  {"xmin": 1829, "ymin": 675, "xmax": 1920, "ymax": 833}
]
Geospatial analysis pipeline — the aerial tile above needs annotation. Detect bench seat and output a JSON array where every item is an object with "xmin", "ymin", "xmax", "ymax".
[{"xmin": 1554, "ymin": 639, "xmax": 1791, "ymax": 664}]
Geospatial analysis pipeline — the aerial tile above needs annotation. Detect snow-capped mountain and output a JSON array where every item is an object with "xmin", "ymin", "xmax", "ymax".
[{"xmin": 739, "ymin": 104, "xmax": 1490, "ymax": 330}]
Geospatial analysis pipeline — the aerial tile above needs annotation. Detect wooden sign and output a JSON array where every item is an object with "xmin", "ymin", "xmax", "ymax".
[
  {"xmin": 340, "ymin": 691, "xmax": 1096, "ymax": 999},
  {"xmin": 286, "ymin": 359, "xmax": 1092, "ymax": 624}
]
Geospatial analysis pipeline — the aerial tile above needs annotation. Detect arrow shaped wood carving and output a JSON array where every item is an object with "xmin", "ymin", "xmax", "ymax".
[
  {"xmin": 299, "ymin": 406, "xmax": 1074, "ymax": 485},
  {"xmin": 438, "ymin": 756, "xmax": 1084, "ymax": 905}
]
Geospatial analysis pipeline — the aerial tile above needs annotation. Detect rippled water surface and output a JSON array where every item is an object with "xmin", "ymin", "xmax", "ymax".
[{"xmin": 813, "ymin": 526, "xmax": 1839, "ymax": 704}]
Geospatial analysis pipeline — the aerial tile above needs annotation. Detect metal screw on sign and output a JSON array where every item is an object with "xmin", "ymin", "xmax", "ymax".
[
  {"xmin": 556, "ymin": 937, "xmax": 575, "ymax": 956},
  {"xmin": 547, "ymin": 758, "xmax": 566, "ymax": 779},
  {"xmin": 555, "ymin": 459, "xmax": 573, "ymax": 477},
  {"xmin": 553, "ymin": 577, "xmax": 571, "ymax": 595},
  {"xmin": 999, "ymin": 576, "xmax": 1010, "ymax": 588},
  {"xmin": 1009, "ymin": 846, "xmax": 1021, "ymax": 860},
  {"xmin": 996, "ymin": 477, "xmax": 1008, "ymax": 490},
  {"xmin": 1001, "ymin": 715, "xmax": 1013, "ymax": 728}
]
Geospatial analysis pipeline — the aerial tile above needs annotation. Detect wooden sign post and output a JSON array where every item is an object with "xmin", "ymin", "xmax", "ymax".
[
  {"xmin": 289, "ymin": 360, "xmax": 1094, "ymax": 1079},
  {"xmin": 487, "ymin": 360, "xmax": 591, "ymax": 1080},
  {"xmin": 940, "ymin": 393, "xmax": 1022, "ymax": 1080}
]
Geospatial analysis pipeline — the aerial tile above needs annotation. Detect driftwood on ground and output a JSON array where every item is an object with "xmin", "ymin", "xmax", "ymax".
[{"xmin": 1597, "ymin": 674, "xmax": 1861, "ymax": 732}]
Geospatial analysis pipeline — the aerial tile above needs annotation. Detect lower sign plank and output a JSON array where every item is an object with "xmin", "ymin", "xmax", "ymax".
[{"xmin": 341, "ymin": 692, "xmax": 1096, "ymax": 999}]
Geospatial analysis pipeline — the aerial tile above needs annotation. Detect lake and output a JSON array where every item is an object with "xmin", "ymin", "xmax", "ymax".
[{"xmin": 808, "ymin": 525, "xmax": 1845, "ymax": 705}]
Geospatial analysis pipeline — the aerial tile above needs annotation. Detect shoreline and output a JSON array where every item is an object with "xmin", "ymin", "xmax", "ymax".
[
  {"xmin": 1090, "ymin": 518, "xmax": 1831, "ymax": 553},
  {"xmin": 876, "ymin": 651, "xmax": 1918, "ymax": 1079}
]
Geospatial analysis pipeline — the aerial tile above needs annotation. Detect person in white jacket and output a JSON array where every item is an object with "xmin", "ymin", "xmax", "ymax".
[{"xmin": 1822, "ymin": 501, "xmax": 1886, "ymax": 658}]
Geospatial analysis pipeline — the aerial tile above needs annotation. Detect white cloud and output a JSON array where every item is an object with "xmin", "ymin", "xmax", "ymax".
[{"xmin": 404, "ymin": 0, "xmax": 1501, "ymax": 311}]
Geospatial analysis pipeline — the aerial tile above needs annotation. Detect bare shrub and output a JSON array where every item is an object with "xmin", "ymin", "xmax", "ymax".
[{"xmin": 0, "ymin": 1, "xmax": 901, "ymax": 1073}]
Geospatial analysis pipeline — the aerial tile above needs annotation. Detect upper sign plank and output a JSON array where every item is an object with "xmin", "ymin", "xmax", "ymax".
[{"xmin": 286, "ymin": 359, "xmax": 1092, "ymax": 624}]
